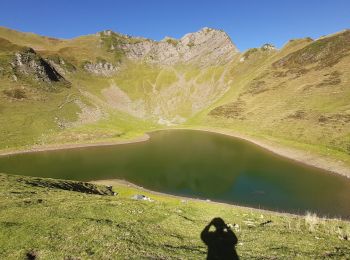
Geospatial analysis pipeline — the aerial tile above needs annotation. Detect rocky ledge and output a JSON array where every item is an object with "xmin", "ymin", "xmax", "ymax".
[{"xmin": 11, "ymin": 48, "xmax": 69, "ymax": 85}]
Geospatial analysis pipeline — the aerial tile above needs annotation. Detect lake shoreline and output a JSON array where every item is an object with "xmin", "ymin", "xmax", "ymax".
[
  {"xmin": 91, "ymin": 178, "xmax": 302, "ymax": 219},
  {"xmin": 91, "ymin": 178, "xmax": 346, "ymax": 220},
  {"xmin": 0, "ymin": 126, "xmax": 349, "ymax": 178},
  {"xmin": 2, "ymin": 127, "xmax": 350, "ymax": 219},
  {"xmin": 172, "ymin": 126, "xmax": 350, "ymax": 179},
  {"xmin": 0, "ymin": 134, "xmax": 150, "ymax": 156}
]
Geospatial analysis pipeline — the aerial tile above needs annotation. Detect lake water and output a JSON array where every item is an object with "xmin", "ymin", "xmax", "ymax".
[{"xmin": 1, "ymin": 130, "xmax": 350, "ymax": 218}]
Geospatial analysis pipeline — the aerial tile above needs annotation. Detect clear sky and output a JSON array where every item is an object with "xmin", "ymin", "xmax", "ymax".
[{"xmin": 0, "ymin": 0, "xmax": 349, "ymax": 51}]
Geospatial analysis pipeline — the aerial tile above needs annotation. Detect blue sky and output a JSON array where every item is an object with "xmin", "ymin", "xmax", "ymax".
[{"xmin": 0, "ymin": 0, "xmax": 349, "ymax": 51}]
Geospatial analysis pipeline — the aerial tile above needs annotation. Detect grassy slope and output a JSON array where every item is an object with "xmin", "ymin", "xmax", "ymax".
[
  {"xmin": 0, "ymin": 66, "xmax": 154, "ymax": 151},
  {"xmin": 188, "ymin": 32, "xmax": 350, "ymax": 167},
  {"xmin": 0, "ymin": 26, "xmax": 64, "ymax": 51},
  {"xmin": 0, "ymin": 29, "xmax": 158, "ymax": 151},
  {"xmin": 0, "ymin": 173, "xmax": 349, "ymax": 259}
]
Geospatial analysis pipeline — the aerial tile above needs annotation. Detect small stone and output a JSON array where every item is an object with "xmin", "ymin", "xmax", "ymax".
[{"xmin": 132, "ymin": 194, "xmax": 153, "ymax": 202}]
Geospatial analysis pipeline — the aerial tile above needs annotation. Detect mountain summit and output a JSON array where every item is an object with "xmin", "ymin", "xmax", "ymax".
[{"xmin": 97, "ymin": 27, "xmax": 238, "ymax": 66}]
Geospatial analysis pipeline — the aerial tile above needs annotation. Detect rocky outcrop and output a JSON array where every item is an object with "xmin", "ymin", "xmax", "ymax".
[
  {"xmin": 261, "ymin": 43, "xmax": 276, "ymax": 51},
  {"xmin": 11, "ymin": 48, "xmax": 69, "ymax": 85},
  {"xmin": 19, "ymin": 177, "xmax": 116, "ymax": 196},
  {"xmin": 102, "ymin": 27, "xmax": 239, "ymax": 66},
  {"xmin": 83, "ymin": 61, "xmax": 119, "ymax": 76}
]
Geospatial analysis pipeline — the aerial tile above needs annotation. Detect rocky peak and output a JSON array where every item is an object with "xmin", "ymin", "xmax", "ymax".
[
  {"xmin": 180, "ymin": 27, "xmax": 226, "ymax": 46},
  {"xmin": 100, "ymin": 29, "xmax": 114, "ymax": 37},
  {"xmin": 261, "ymin": 43, "xmax": 276, "ymax": 51},
  {"xmin": 105, "ymin": 27, "xmax": 239, "ymax": 66},
  {"xmin": 178, "ymin": 27, "xmax": 239, "ymax": 65}
]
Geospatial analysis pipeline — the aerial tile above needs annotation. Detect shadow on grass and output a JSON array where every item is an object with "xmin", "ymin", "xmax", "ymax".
[{"xmin": 201, "ymin": 217, "xmax": 239, "ymax": 260}]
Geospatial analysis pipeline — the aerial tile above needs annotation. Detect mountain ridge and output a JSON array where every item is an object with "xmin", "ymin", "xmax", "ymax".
[
  {"xmin": 0, "ymin": 26, "xmax": 349, "ymax": 171},
  {"xmin": 0, "ymin": 26, "xmax": 238, "ymax": 66}
]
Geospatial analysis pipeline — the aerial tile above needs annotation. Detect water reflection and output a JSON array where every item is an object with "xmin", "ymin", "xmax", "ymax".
[{"xmin": 0, "ymin": 130, "xmax": 350, "ymax": 218}]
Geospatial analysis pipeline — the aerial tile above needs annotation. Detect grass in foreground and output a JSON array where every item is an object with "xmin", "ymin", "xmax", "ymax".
[{"xmin": 0, "ymin": 173, "xmax": 349, "ymax": 259}]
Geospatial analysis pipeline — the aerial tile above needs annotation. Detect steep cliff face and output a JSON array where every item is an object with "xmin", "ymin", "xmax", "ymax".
[{"xmin": 100, "ymin": 27, "xmax": 239, "ymax": 66}]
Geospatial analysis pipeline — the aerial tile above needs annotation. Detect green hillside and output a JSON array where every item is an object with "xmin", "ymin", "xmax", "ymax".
[
  {"xmin": 1, "ymin": 173, "xmax": 349, "ymax": 259},
  {"xmin": 189, "ymin": 31, "xmax": 350, "ymax": 167}
]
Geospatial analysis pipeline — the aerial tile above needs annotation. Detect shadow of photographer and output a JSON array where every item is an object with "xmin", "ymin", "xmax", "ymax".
[{"xmin": 201, "ymin": 217, "xmax": 239, "ymax": 260}]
